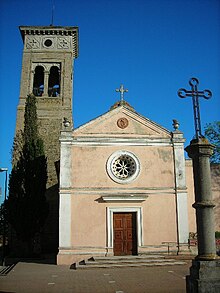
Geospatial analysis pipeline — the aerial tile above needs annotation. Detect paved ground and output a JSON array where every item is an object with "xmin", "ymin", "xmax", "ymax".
[{"xmin": 0, "ymin": 261, "xmax": 191, "ymax": 293}]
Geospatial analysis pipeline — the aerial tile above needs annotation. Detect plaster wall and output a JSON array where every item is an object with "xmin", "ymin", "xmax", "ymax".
[
  {"xmin": 70, "ymin": 193, "xmax": 177, "ymax": 248},
  {"xmin": 71, "ymin": 145, "xmax": 174, "ymax": 189}
]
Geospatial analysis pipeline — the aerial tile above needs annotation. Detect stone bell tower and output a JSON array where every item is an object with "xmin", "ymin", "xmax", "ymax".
[{"xmin": 15, "ymin": 26, "xmax": 79, "ymax": 252}]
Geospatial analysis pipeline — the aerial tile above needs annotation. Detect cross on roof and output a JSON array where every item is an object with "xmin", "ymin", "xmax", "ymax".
[
  {"xmin": 178, "ymin": 77, "xmax": 212, "ymax": 139},
  {"xmin": 115, "ymin": 84, "xmax": 128, "ymax": 102}
]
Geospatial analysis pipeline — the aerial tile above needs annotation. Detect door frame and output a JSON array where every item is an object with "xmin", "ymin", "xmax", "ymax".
[{"xmin": 107, "ymin": 207, "xmax": 143, "ymax": 249}]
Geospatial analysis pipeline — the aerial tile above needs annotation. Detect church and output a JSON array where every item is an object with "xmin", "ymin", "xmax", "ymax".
[
  {"xmin": 58, "ymin": 95, "xmax": 193, "ymax": 265},
  {"xmin": 14, "ymin": 25, "xmax": 219, "ymax": 265}
]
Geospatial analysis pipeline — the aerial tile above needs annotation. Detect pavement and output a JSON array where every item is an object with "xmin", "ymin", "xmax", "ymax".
[{"xmin": 0, "ymin": 260, "xmax": 191, "ymax": 293}]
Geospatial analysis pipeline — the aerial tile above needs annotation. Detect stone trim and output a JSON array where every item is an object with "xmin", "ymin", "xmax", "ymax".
[
  {"xmin": 107, "ymin": 207, "xmax": 143, "ymax": 248},
  {"xmin": 60, "ymin": 141, "xmax": 72, "ymax": 188},
  {"xmin": 106, "ymin": 150, "xmax": 140, "ymax": 184},
  {"xmin": 20, "ymin": 26, "xmax": 79, "ymax": 57},
  {"xmin": 172, "ymin": 131, "xmax": 189, "ymax": 245},
  {"xmin": 70, "ymin": 137, "xmax": 172, "ymax": 146},
  {"xmin": 59, "ymin": 193, "xmax": 71, "ymax": 248},
  {"xmin": 102, "ymin": 195, "xmax": 148, "ymax": 202},
  {"xmin": 59, "ymin": 187, "xmax": 175, "ymax": 195}
]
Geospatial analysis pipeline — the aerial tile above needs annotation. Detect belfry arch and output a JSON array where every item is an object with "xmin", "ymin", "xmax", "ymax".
[
  {"xmin": 48, "ymin": 66, "xmax": 60, "ymax": 97},
  {"xmin": 33, "ymin": 65, "xmax": 44, "ymax": 96}
]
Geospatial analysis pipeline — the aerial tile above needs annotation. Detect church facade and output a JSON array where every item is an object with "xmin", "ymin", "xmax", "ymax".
[{"xmin": 58, "ymin": 99, "xmax": 194, "ymax": 265}]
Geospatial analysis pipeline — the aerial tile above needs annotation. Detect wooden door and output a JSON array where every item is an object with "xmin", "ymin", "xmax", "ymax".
[{"xmin": 113, "ymin": 212, "xmax": 137, "ymax": 256}]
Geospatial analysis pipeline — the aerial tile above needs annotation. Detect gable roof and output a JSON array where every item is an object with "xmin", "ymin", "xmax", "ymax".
[{"xmin": 73, "ymin": 104, "xmax": 171, "ymax": 139}]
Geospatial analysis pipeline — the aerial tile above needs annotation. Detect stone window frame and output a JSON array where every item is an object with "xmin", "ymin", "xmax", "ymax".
[
  {"xmin": 31, "ymin": 62, "xmax": 61, "ymax": 97},
  {"xmin": 107, "ymin": 207, "xmax": 143, "ymax": 248},
  {"xmin": 106, "ymin": 150, "xmax": 140, "ymax": 184}
]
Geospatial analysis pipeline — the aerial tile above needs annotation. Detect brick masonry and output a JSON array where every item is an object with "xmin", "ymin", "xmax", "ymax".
[{"xmin": 14, "ymin": 26, "xmax": 79, "ymax": 253}]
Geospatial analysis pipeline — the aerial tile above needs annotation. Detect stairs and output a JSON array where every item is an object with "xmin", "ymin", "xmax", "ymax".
[
  {"xmin": 71, "ymin": 255, "xmax": 186, "ymax": 270},
  {"xmin": 0, "ymin": 264, "xmax": 16, "ymax": 276}
]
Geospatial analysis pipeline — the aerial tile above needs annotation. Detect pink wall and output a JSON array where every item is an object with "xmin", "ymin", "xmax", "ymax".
[{"xmin": 71, "ymin": 145, "xmax": 174, "ymax": 189}]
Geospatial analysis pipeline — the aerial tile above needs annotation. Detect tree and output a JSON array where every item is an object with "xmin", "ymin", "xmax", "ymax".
[
  {"xmin": 5, "ymin": 94, "xmax": 48, "ymax": 256},
  {"xmin": 11, "ymin": 130, "xmax": 23, "ymax": 167},
  {"xmin": 204, "ymin": 121, "xmax": 220, "ymax": 163},
  {"xmin": 0, "ymin": 203, "xmax": 8, "ymax": 240}
]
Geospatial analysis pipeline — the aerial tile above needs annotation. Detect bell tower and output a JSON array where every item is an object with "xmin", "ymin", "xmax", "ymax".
[{"xmin": 15, "ymin": 26, "xmax": 79, "ymax": 252}]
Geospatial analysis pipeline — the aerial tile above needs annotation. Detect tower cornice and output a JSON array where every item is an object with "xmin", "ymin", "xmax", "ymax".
[{"xmin": 19, "ymin": 26, "xmax": 79, "ymax": 58}]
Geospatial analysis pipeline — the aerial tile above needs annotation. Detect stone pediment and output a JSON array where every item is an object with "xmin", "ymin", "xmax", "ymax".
[{"xmin": 73, "ymin": 106, "xmax": 171, "ymax": 138}]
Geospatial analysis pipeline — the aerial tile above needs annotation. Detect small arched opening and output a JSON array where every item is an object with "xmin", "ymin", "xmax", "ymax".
[
  {"xmin": 33, "ymin": 66, "xmax": 44, "ymax": 96},
  {"xmin": 48, "ymin": 66, "xmax": 60, "ymax": 97}
]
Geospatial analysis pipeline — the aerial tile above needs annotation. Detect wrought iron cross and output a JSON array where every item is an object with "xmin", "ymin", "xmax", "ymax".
[
  {"xmin": 178, "ymin": 77, "xmax": 212, "ymax": 139},
  {"xmin": 116, "ymin": 84, "xmax": 128, "ymax": 102}
]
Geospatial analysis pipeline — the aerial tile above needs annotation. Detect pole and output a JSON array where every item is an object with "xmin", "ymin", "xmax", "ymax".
[
  {"xmin": 0, "ymin": 168, "xmax": 8, "ymax": 266},
  {"xmin": 2, "ymin": 170, "xmax": 7, "ymax": 266},
  {"xmin": 178, "ymin": 79, "xmax": 220, "ymax": 292}
]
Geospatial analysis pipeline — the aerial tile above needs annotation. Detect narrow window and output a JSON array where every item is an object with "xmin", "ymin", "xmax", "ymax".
[
  {"xmin": 48, "ymin": 66, "xmax": 60, "ymax": 97},
  {"xmin": 33, "ymin": 66, "xmax": 44, "ymax": 96}
]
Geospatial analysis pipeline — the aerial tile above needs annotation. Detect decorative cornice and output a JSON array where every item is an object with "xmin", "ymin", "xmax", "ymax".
[
  {"xmin": 19, "ymin": 26, "xmax": 79, "ymax": 58},
  {"xmin": 102, "ymin": 194, "xmax": 148, "ymax": 202},
  {"xmin": 63, "ymin": 136, "xmax": 172, "ymax": 146},
  {"xmin": 59, "ymin": 187, "xmax": 175, "ymax": 195}
]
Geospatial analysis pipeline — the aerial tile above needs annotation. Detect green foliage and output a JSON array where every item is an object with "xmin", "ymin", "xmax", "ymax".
[
  {"xmin": 6, "ymin": 94, "xmax": 48, "ymax": 249},
  {"xmin": 11, "ymin": 130, "xmax": 24, "ymax": 166},
  {"xmin": 216, "ymin": 231, "xmax": 220, "ymax": 239},
  {"xmin": 23, "ymin": 95, "xmax": 44, "ymax": 159},
  {"xmin": 204, "ymin": 121, "xmax": 220, "ymax": 163}
]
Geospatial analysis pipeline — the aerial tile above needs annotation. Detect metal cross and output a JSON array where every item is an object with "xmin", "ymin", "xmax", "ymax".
[
  {"xmin": 178, "ymin": 77, "xmax": 212, "ymax": 139},
  {"xmin": 116, "ymin": 84, "xmax": 128, "ymax": 102}
]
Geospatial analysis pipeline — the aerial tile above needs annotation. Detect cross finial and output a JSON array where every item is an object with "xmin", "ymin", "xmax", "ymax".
[
  {"xmin": 178, "ymin": 77, "xmax": 212, "ymax": 139},
  {"xmin": 116, "ymin": 84, "xmax": 128, "ymax": 102}
]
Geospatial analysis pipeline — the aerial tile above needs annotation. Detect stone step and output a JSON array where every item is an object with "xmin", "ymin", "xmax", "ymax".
[
  {"xmin": 72, "ymin": 256, "xmax": 186, "ymax": 270},
  {"xmin": 0, "ymin": 264, "xmax": 16, "ymax": 276},
  {"xmin": 85, "ymin": 259, "xmax": 184, "ymax": 265},
  {"xmin": 85, "ymin": 258, "xmax": 175, "ymax": 265},
  {"xmin": 92, "ymin": 255, "xmax": 165, "ymax": 262},
  {"xmin": 74, "ymin": 260, "xmax": 186, "ymax": 270}
]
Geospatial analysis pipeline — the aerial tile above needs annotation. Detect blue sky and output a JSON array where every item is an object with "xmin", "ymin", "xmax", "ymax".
[{"xmin": 0, "ymin": 0, "xmax": 220, "ymax": 204}]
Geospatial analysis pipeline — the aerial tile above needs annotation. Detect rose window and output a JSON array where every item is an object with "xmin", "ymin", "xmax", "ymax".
[
  {"xmin": 112, "ymin": 155, "xmax": 136, "ymax": 179},
  {"xmin": 107, "ymin": 151, "xmax": 140, "ymax": 184}
]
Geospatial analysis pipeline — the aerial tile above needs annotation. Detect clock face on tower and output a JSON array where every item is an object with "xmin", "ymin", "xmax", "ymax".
[{"xmin": 106, "ymin": 150, "xmax": 140, "ymax": 184}]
